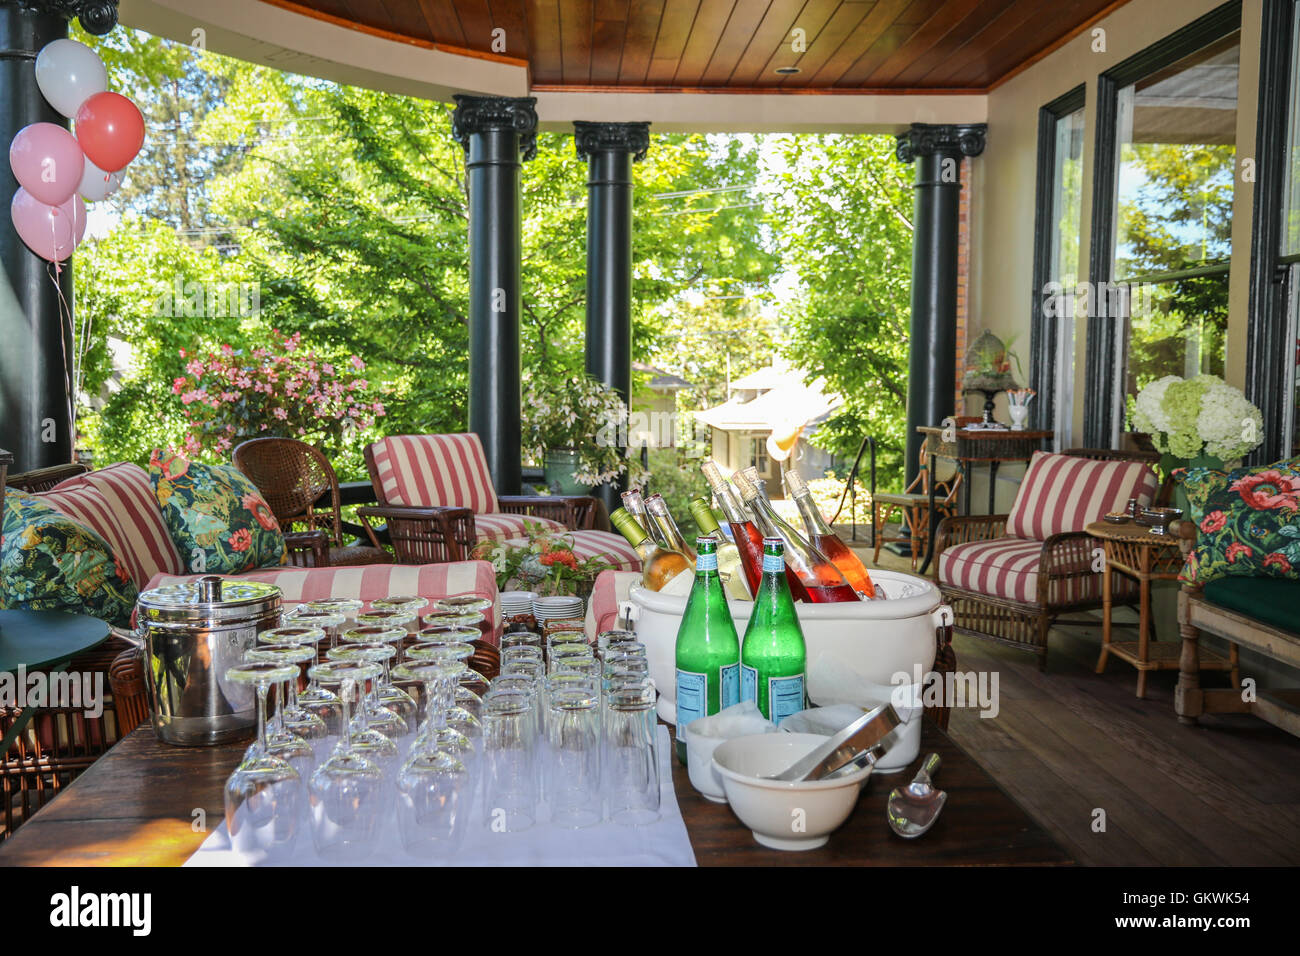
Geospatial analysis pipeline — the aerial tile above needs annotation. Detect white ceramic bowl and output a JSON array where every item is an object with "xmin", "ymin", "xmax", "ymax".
[
  {"xmin": 711, "ymin": 732, "xmax": 872, "ymax": 851},
  {"xmin": 625, "ymin": 569, "xmax": 949, "ymax": 723}
]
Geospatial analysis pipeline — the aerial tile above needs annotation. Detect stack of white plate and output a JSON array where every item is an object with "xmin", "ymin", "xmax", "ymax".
[
  {"xmin": 532, "ymin": 594, "xmax": 584, "ymax": 625},
  {"xmin": 500, "ymin": 590, "xmax": 537, "ymax": 620}
]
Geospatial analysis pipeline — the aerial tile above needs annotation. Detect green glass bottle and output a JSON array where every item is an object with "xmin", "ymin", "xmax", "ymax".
[
  {"xmin": 741, "ymin": 537, "xmax": 808, "ymax": 724},
  {"xmin": 674, "ymin": 536, "xmax": 741, "ymax": 764}
]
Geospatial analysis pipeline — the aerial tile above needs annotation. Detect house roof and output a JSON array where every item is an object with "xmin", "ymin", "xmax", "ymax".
[
  {"xmin": 696, "ymin": 365, "xmax": 842, "ymax": 434},
  {"xmin": 633, "ymin": 361, "xmax": 692, "ymax": 391}
]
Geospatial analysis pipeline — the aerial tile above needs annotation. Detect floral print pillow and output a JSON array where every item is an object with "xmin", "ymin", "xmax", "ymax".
[
  {"xmin": 1176, "ymin": 458, "xmax": 1300, "ymax": 585},
  {"xmin": 149, "ymin": 450, "xmax": 285, "ymax": 574},
  {"xmin": 2, "ymin": 489, "xmax": 138, "ymax": 626}
]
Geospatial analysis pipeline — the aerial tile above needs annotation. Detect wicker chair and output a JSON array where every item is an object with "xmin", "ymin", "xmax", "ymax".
[
  {"xmin": 1, "ymin": 461, "xmax": 143, "ymax": 840},
  {"xmin": 932, "ymin": 448, "xmax": 1162, "ymax": 671},
  {"xmin": 233, "ymin": 437, "xmax": 390, "ymax": 568},
  {"xmin": 873, "ymin": 446, "xmax": 962, "ymax": 570}
]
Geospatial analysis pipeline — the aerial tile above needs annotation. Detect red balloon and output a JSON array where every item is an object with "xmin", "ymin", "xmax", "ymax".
[{"xmin": 74, "ymin": 91, "xmax": 144, "ymax": 173}]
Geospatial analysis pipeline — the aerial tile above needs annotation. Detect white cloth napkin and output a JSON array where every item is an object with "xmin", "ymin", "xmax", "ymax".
[{"xmin": 185, "ymin": 727, "xmax": 696, "ymax": 867}]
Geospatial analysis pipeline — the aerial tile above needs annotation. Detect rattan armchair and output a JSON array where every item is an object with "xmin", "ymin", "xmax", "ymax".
[
  {"xmin": 933, "ymin": 448, "xmax": 1161, "ymax": 670},
  {"xmin": 233, "ymin": 437, "xmax": 390, "ymax": 568}
]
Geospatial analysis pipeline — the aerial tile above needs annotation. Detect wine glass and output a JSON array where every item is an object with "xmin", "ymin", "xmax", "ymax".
[
  {"xmin": 256, "ymin": 627, "xmax": 331, "ymax": 758},
  {"xmin": 391, "ymin": 658, "xmax": 472, "ymax": 858},
  {"xmin": 223, "ymin": 661, "xmax": 302, "ymax": 862},
  {"xmin": 355, "ymin": 608, "xmax": 416, "ymax": 663},
  {"xmin": 407, "ymin": 641, "xmax": 480, "ymax": 767},
  {"xmin": 303, "ymin": 597, "xmax": 363, "ymax": 634},
  {"xmin": 341, "ymin": 625, "xmax": 419, "ymax": 733},
  {"xmin": 282, "ymin": 611, "xmax": 346, "ymax": 734},
  {"xmin": 306, "ymin": 660, "xmax": 386, "ymax": 862},
  {"xmin": 244, "ymin": 644, "xmax": 317, "ymax": 781},
  {"xmin": 326, "ymin": 642, "xmax": 410, "ymax": 761}
]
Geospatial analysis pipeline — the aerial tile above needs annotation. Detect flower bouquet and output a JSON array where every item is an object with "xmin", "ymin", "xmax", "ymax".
[{"xmin": 470, "ymin": 521, "xmax": 614, "ymax": 600}]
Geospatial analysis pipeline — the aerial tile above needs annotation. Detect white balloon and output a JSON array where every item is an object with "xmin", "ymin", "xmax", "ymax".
[
  {"xmin": 35, "ymin": 38, "xmax": 108, "ymax": 119},
  {"xmin": 77, "ymin": 155, "xmax": 124, "ymax": 201}
]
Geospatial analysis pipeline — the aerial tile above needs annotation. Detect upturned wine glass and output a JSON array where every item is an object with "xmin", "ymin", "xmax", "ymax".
[
  {"xmin": 326, "ymin": 642, "xmax": 409, "ymax": 761},
  {"xmin": 282, "ymin": 611, "xmax": 346, "ymax": 734},
  {"xmin": 408, "ymin": 641, "xmax": 480, "ymax": 754},
  {"xmin": 341, "ymin": 624, "xmax": 419, "ymax": 732},
  {"xmin": 306, "ymin": 660, "xmax": 386, "ymax": 862},
  {"xmin": 223, "ymin": 661, "xmax": 302, "ymax": 862},
  {"xmin": 244, "ymin": 643, "xmax": 318, "ymax": 781}
]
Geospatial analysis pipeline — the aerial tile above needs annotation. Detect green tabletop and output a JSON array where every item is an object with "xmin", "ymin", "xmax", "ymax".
[{"xmin": 0, "ymin": 609, "xmax": 111, "ymax": 673}]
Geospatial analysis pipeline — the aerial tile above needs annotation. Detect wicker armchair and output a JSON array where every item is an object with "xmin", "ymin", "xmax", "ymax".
[
  {"xmin": 933, "ymin": 448, "xmax": 1161, "ymax": 670},
  {"xmin": 233, "ymin": 437, "xmax": 389, "ymax": 568},
  {"xmin": 358, "ymin": 434, "xmax": 637, "ymax": 570}
]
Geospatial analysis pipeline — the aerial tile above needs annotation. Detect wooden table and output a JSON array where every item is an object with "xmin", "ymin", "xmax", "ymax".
[
  {"xmin": 916, "ymin": 425, "xmax": 1053, "ymax": 573},
  {"xmin": 1087, "ymin": 520, "xmax": 1236, "ymax": 698},
  {"xmin": 0, "ymin": 720, "xmax": 1072, "ymax": 867}
]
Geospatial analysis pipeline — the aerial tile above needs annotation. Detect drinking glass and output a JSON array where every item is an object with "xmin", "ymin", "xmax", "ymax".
[
  {"xmin": 435, "ymin": 595, "xmax": 494, "ymax": 616},
  {"xmin": 223, "ymin": 661, "xmax": 302, "ymax": 861},
  {"xmin": 244, "ymin": 644, "xmax": 317, "ymax": 780},
  {"xmin": 417, "ymin": 624, "xmax": 480, "ymax": 646},
  {"xmin": 341, "ymin": 625, "xmax": 419, "ymax": 732},
  {"xmin": 304, "ymin": 598, "xmax": 363, "ymax": 631},
  {"xmin": 327, "ymin": 642, "xmax": 410, "ymax": 756},
  {"xmin": 306, "ymin": 660, "xmax": 386, "ymax": 862},
  {"xmin": 501, "ymin": 631, "xmax": 542, "ymax": 653},
  {"xmin": 408, "ymin": 641, "xmax": 481, "ymax": 764},
  {"xmin": 423, "ymin": 611, "xmax": 485, "ymax": 634},
  {"xmin": 554, "ymin": 657, "xmax": 602, "ymax": 687},
  {"xmin": 481, "ymin": 692, "xmax": 536, "ymax": 832},
  {"xmin": 257, "ymin": 625, "xmax": 336, "ymax": 743},
  {"xmin": 502, "ymin": 645, "xmax": 544, "ymax": 669},
  {"xmin": 546, "ymin": 688, "xmax": 601, "ymax": 828},
  {"xmin": 291, "ymin": 605, "xmax": 350, "ymax": 654},
  {"xmin": 391, "ymin": 658, "xmax": 471, "ymax": 858},
  {"xmin": 603, "ymin": 680, "xmax": 660, "ymax": 826}
]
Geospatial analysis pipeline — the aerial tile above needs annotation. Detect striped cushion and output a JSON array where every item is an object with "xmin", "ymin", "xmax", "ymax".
[
  {"xmin": 588, "ymin": 569, "xmax": 641, "ymax": 638},
  {"xmin": 37, "ymin": 462, "xmax": 184, "ymax": 587},
  {"xmin": 145, "ymin": 560, "xmax": 501, "ymax": 640},
  {"xmin": 1006, "ymin": 452, "xmax": 1158, "ymax": 540},
  {"xmin": 500, "ymin": 530, "xmax": 642, "ymax": 573},
  {"xmin": 939, "ymin": 536, "xmax": 1117, "ymax": 606},
  {"xmin": 474, "ymin": 512, "xmax": 567, "ymax": 544},
  {"xmin": 370, "ymin": 434, "xmax": 499, "ymax": 514}
]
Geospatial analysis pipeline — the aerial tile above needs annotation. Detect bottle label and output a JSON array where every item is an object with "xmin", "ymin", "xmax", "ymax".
[
  {"xmin": 695, "ymin": 551, "xmax": 718, "ymax": 573},
  {"xmin": 675, "ymin": 668, "xmax": 707, "ymax": 737},
  {"xmin": 740, "ymin": 664, "xmax": 758, "ymax": 704},
  {"xmin": 720, "ymin": 661, "xmax": 740, "ymax": 710},
  {"xmin": 761, "ymin": 552, "xmax": 784, "ymax": 574},
  {"xmin": 768, "ymin": 674, "xmax": 806, "ymax": 726}
]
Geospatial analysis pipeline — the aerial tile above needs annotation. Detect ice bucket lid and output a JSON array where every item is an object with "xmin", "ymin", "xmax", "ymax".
[{"xmin": 138, "ymin": 575, "xmax": 282, "ymax": 625}]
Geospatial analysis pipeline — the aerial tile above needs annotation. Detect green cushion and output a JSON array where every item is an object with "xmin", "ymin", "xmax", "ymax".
[
  {"xmin": 1177, "ymin": 457, "xmax": 1300, "ymax": 586},
  {"xmin": 1202, "ymin": 576, "xmax": 1300, "ymax": 636},
  {"xmin": 1, "ymin": 489, "xmax": 138, "ymax": 627},
  {"xmin": 149, "ymin": 451, "xmax": 285, "ymax": 574}
]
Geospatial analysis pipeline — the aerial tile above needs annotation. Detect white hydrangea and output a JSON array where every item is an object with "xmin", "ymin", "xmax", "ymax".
[
  {"xmin": 1131, "ymin": 375, "xmax": 1179, "ymax": 435},
  {"xmin": 1198, "ymin": 379, "xmax": 1264, "ymax": 461}
]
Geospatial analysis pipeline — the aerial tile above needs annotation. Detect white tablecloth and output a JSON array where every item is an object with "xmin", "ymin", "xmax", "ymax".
[{"xmin": 185, "ymin": 726, "xmax": 697, "ymax": 867}]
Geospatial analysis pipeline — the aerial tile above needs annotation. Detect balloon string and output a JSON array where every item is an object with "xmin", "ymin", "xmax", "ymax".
[{"xmin": 47, "ymin": 258, "xmax": 80, "ymax": 465}]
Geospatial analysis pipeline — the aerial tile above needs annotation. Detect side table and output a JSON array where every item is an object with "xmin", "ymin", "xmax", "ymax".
[{"xmin": 1086, "ymin": 521, "xmax": 1237, "ymax": 698}]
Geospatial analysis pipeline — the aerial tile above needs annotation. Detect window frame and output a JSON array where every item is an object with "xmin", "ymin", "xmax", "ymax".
[{"xmin": 1085, "ymin": 0, "xmax": 1244, "ymax": 448}]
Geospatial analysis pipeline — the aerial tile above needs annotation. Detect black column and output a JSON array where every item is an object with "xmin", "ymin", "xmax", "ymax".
[
  {"xmin": 895, "ymin": 123, "xmax": 986, "ymax": 484},
  {"xmin": 0, "ymin": 1, "xmax": 116, "ymax": 472},
  {"xmin": 452, "ymin": 95, "xmax": 537, "ymax": 496},
  {"xmin": 575, "ymin": 121, "xmax": 649, "ymax": 513}
]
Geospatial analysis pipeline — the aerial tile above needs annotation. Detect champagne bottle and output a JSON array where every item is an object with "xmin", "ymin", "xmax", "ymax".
[
  {"xmin": 784, "ymin": 469, "xmax": 877, "ymax": 597},
  {"xmin": 645, "ymin": 493, "xmax": 695, "ymax": 560},
  {"xmin": 621, "ymin": 490, "xmax": 667, "ymax": 548},
  {"xmin": 701, "ymin": 460, "xmax": 768, "ymax": 598},
  {"xmin": 610, "ymin": 508, "xmax": 692, "ymax": 592},
  {"xmin": 689, "ymin": 497, "xmax": 752, "ymax": 600},
  {"xmin": 741, "ymin": 537, "xmax": 808, "ymax": 724},
  {"xmin": 731, "ymin": 470, "xmax": 860, "ymax": 603},
  {"xmin": 674, "ymin": 536, "xmax": 742, "ymax": 763}
]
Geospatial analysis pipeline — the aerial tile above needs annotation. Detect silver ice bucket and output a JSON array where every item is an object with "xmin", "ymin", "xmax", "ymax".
[{"xmin": 137, "ymin": 575, "xmax": 283, "ymax": 746}]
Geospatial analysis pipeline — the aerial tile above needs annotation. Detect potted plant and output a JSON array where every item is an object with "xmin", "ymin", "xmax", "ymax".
[
  {"xmin": 1129, "ymin": 373, "xmax": 1264, "ymax": 511},
  {"xmin": 521, "ymin": 372, "xmax": 648, "ymax": 493}
]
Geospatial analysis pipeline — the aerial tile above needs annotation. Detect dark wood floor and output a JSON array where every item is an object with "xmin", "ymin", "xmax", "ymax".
[{"xmin": 855, "ymin": 539, "xmax": 1300, "ymax": 866}]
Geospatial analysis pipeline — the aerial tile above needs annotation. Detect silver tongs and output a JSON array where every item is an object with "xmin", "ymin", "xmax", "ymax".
[{"xmin": 766, "ymin": 702, "xmax": 902, "ymax": 782}]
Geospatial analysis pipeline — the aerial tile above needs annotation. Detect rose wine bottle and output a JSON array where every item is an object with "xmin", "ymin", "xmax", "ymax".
[
  {"xmin": 784, "ymin": 468, "xmax": 877, "ymax": 598},
  {"xmin": 701, "ymin": 460, "xmax": 782, "ymax": 599},
  {"xmin": 731, "ymin": 470, "xmax": 860, "ymax": 603}
]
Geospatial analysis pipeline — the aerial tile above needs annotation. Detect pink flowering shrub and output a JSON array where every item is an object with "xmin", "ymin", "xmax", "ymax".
[{"xmin": 170, "ymin": 329, "xmax": 386, "ymax": 459}]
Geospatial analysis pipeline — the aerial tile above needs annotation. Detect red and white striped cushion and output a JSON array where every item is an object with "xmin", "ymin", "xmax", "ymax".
[
  {"xmin": 1006, "ymin": 452, "xmax": 1158, "ymax": 540},
  {"xmin": 474, "ymin": 513, "xmax": 567, "ymax": 544},
  {"xmin": 589, "ymin": 569, "xmax": 641, "ymax": 636},
  {"xmin": 38, "ymin": 462, "xmax": 184, "ymax": 588},
  {"xmin": 500, "ymin": 530, "xmax": 642, "ymax": 573},
  {"xmin": 939, "ymin": 536, "xmax": 1119, "ymax": 606},
  {"xmin": 144, "ymin": 560, "xmax": 501, "ymax": 640},
  {"xmin": 369, "ymin": 434, "xmax": 499, "ymax": 514}
]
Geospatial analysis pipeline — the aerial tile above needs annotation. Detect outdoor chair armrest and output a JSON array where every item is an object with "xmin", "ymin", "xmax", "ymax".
[
  {"xmin": 498, "ymin": 494, "xmax": 597, "ymax": 530},
  {"xmin": 357, "ymin": 504, "xmax": 474, "ymax": 564},
  {"xmin": 933, "ymin": 514, "xmax": 1009, "ymax": 566},
  {"xmin": 1038, "ymin": 530, "xmax": 1097, "ymax": 578},
  {"xmin": 283, "ymin": 529, "xmax": 329, "ymax": 568}
]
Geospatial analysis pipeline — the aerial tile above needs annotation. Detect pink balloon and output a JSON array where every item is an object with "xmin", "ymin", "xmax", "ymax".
[
  {"xmin": 10, "ymin": 187, "xmax": 84, "ymax": 262},
  {"xmin": 9, "ymin": 122, "xmax": 84, "ymax": 206}
]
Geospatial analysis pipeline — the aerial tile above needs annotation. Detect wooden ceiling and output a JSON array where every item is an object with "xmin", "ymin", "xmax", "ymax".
[{"xmin": 266, "ymin": 0, "xmax": 1130, "ymax": 92}]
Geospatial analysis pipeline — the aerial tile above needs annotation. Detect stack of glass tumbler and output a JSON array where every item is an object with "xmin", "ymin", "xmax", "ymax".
[{"xmin": 222, "ymin": 594, "xmax": 659, "ymax": 863}]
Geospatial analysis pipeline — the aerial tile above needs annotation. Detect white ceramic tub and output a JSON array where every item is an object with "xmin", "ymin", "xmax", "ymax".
[{"xmin": 623, "ymin": 568, "xmax": 950, "ymax": 725}]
